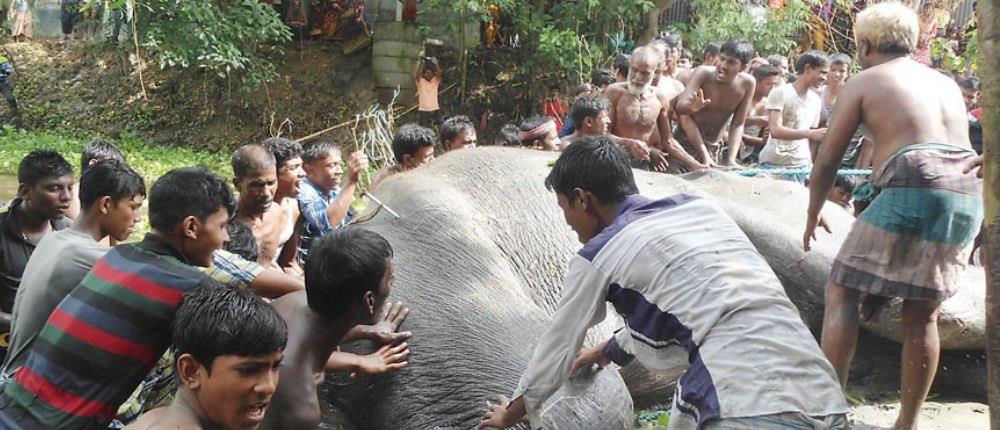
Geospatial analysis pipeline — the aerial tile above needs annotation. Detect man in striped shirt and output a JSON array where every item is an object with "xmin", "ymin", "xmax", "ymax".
[
  {"xmin": 0, "ymin": 167, "xmax": 235, "ymax": 429},
  {"xmin": 477, "ymin": 136, "xmax": 847, "ymax": 429}
]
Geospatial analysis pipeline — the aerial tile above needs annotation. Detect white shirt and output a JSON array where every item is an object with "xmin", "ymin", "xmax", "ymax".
[
  {"xmin": 512, "ymin": 194, "xmax": 847, "ymax": 429},
  {"xmin": 760, "ymin": 83, "xmax": 822, "ymax": 167}
]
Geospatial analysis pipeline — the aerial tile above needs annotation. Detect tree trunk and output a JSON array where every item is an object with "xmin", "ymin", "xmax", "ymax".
[
  {"xmin": 980, "ymin": 0, "xmax": 1000, "ymax": 428},
  {"xmin": 639, "ymin": 0, "xmax": 679, "ymax": 44}
]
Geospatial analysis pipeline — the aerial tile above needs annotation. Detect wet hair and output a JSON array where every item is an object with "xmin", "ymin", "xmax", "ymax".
[
  {"xmin": 569, "ymin": 94, "xmax": 609, "ymax": 126},
  {"xmin": 393, "ymin": 123, "xmax": 436, "ymax": 163},
  {"xmin": 544, "ymin": 135, "xmax": 638, "ymax": 204},
  {"xmin": 956, "ymin": 76, "xmax": 980, "ymax": 92},
  {"xmin": 18, "ymin": 149, "xmax": 73, "ymax": 188},
  {"xmin": 148, "ymin": 167, "xmax": 235, "ymax": 233},
  {"xmin": 439, "ymin": 115, "xmax": 476, "ymax": 144},
  {"xmin": 654, "ymin": 33, "xmax": 682, "ymax": 51},
  {"xmin": 795, "ymin": 51, "xmax": 829, "ymax": 73},
  {"xmin": 720, "ymin": 39, "xmax": 755, "ymax": 66},
  {"xmin": 262, "ymin": 137, "xmax": 304, "ymax": 169},
  {"xmin": 302, "ymin": 141, "xmax": 341, "ymax": 164},
  {"xmin": 572, "ymin": 84, "xmax": 593, "ymax": 98},
  {"xmin": 704, "ymin": 42, "xmax": 722, "ymax": 56},
  {"xmin": 81, "ymin": 139, "xmax": 125, "ymax": 171},
  {"xmin": 767, "ymin": 54, "xmax": 788, "ymax": 68},
  {"xmin": 496, "ymin": 124, "xmax": 521, "ymax": 146},
  {"xmin": 518, "ymin": 116, "xmax": 554, "ymax": 147},
  {"xmin": 613, "ymin": 53, "xmax": 630, "ymax": 77},
  {"xmin": 591, "ymin": 69, "xmax": 616, "ymax": 88},
  {"xmin": 174, "ymin": 284, "xmax": 287, "ymax": 373},
  {"xmin": 752, "ymin": 64, "xmax": 781, "ymax": 81},
  {"xmin": 231, "ymin": 144, "xmax": 276, "ymax": 180},
  {"xmin": 833, "ymin": 174, "xmax": 864, "ymax": 193},
  {"xmin": 304, "ymin": 227, "xmax": 393, "ymax": 318},
  {"xmin": 680, "ymin": 49, "xmax": 693, "ymax": 61},
  {"xmin": 855, "ymin": 2, "xmax": 919, "ymax": 56},
  {"xmin": 829, "ymin": 53, "xmax": 852, "ymax": 68},
  {"xmin": 78, "ymin": 159, "xmax": 146, "ymax": 210}
]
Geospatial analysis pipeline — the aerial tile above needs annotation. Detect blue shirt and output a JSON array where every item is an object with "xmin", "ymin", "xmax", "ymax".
[
  {"xmin": 297, "ymin": 177, "xmax": 354, "ymax": 258},
  {"xmin": 558, "ymin": 115, "xmax": 575, "ymax": 138}
]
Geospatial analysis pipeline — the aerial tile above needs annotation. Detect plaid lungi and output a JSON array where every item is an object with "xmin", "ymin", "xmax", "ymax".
[{"xmin": 830, "ymin": 143, "xmax": 982, "ymax": 300}]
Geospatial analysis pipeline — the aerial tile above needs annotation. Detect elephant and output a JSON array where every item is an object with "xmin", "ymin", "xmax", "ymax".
[{"xmin": 320, "ymin": 147, "xmax": 986, "ymax": 427}]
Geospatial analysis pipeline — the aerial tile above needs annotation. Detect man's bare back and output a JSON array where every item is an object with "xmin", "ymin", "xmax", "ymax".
[
  {"xmin": 828, "ymin": 57, "xmax": 970, "ymax": 175},
  {"xmin": 261, "ymin": 292, "xmax": 325, "ymax": 430}
]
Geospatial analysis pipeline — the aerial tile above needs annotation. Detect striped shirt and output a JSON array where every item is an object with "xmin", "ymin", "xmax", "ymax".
[
  {"xmin": 0, "ymin": 234, "xmax": 220, "ymax": 429},
  {"xmin": 512, "ymin": 195, "xmax": 847, "ymax": 429}
]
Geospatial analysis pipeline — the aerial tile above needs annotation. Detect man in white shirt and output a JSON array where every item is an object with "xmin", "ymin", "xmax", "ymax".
[
  {"xmin": 759, "ymin": 51, "xmax": 830, "ymax": 178},
  {"xmin": 475, "ymin": 135, "xmax": 847, "ymax": 429}
]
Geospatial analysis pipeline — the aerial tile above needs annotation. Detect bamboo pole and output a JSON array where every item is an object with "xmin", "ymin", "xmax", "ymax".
[{"xmin": 980, "ymin": 0, "xmax": 1000, "ymax": 427}]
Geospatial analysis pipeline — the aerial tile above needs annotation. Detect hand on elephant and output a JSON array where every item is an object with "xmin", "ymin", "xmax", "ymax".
[
  {"xmin": 649, "ymin": 148, "xmax": 669, "ymax": 173},
  {"xmin": 345, "ymin": 301, "xmax": 412, "ymax": 344},
  {"xmin": 475, "ymin": 395, "xmax": 527, "ymax": 429},
  {"xmin": 803, "ymin": 211, "xmax": 832, "ymax": 251},
  {"xmin": 621, "ymin": 138, "xmax": 651, "ymax": 160},
  {"xmin": 570, "ymin": 343, "xmax": 611, "ymax": 377},
  {"xmin": 350, "ymin": 342, "xmax": 410, "ymax": 377}
]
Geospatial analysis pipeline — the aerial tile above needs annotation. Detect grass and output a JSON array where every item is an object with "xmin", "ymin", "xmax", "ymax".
[{"xmin": 0, "ymin": 126, "xmax": 231, "ymax": 180}]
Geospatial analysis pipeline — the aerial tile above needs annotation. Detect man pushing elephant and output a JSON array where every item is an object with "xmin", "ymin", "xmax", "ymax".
[{"xmin": 476, "ymin": 136, "xmax": 847, "ymax": 429}]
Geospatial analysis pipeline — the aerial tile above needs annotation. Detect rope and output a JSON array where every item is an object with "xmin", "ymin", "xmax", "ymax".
[{"xmin": 734, "ymin": 167, "xmax": 872, "ymax": 177}]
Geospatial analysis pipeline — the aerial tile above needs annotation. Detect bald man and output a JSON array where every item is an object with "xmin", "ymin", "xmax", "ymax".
[{"xmin": 604, "ymin": 46, "xmax": 706, "ymax": 172}]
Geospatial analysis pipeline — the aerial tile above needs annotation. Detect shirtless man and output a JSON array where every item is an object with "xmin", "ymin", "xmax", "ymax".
[
  {"xmin": 649, "ymin": 34, "xmax": 684, "ymax": 97},
  {"xmin": 560, "ymin": 94, "xmax": 610, "ymax": 148},
  {"xmin": 674, "ymin": 39, "xmax": 756, "ymax": 168},
  {"xmin": 263, "ymin": 137, "xmax": 307, "ymax": 275},
  {"xmin": 804, "ymin": 4, "xmax": 982, "ymax": 429},
  {"xmin": 740, "ymin": 65, "xmax": 782, "ymax": 164},
  {"xmin": 227, "ymin": 144, "xmax": 302, "ymax": 274},
  {"xmin": 604, "ymin": 46, "xmax": 704, "ymax": 172},
  {"xmin": 262, "ymin": 228, "xmax": 410, "ymax": 430},
  {"xmin": 677, "ymin": 42, "xmax": 721, "ymax": 86}
]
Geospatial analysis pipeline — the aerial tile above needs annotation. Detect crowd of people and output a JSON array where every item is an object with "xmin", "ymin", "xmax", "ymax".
[{"xmin": 0, "ymin": 2, "xmax": 985, "ymax": 430}]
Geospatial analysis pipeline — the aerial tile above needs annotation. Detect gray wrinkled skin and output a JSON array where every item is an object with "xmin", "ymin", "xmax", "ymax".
[
  {"xmin": 320, "ymin": 148, "xmax": 986, "ymax": 425},
  {"xmin": 323, "ymin": 148, "xmax": 632, "ymax": 429}
]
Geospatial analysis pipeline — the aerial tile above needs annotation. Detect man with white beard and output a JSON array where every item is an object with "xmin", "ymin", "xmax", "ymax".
[{"xmin": 604, "ymin": 46, "xmax": 707, "ymax": 172}]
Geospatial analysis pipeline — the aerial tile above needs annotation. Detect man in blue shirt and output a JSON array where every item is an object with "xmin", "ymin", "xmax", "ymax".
[{"xmin": 297, "ymin": 141, "xmax": 367, "ymax": 259}]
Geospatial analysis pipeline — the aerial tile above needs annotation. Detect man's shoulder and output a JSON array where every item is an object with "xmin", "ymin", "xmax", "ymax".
[{"xmin": 605, "ymin": 83, "xmax": 627, "ymax": 98}]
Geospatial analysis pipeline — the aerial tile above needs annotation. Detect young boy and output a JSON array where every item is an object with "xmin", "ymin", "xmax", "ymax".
[
  {"xmin": 2, "ymin": 160, "xmax": 145, "ymax": 376},
  {"xmin": 0, "ymin": 167, "xmax": 233, "ymax": 429},
  {"xmin": 262, "ymin": 137, "xmax": 307, "ymax": 276},
  {"xmin": 372, "ymin": 123, "xmax": 436, "ymax": 188},
  {"xmin": 415, "ymin": 56, "xmax": 443, "ymax": 128},
  {"xmin": 298, "ymin": 142, "xmax": 367, "ymax": 259},
  {"xmin": 124, "ymin": 286, "xmax": 287, "ymax": 430},
  {"xmin": 262, "ymin": 228, "xmax": 411, "ymax": 430},
  {"xmin": 760, "ymin": 51, "xmax": 830, "ymax": 175},
  {"xmin": 476, "ymin": 136, "xmax": 846, "ymax": 429},
  {"xmin": 67, "ymin": 139, "xmax": 128, "ymax": 221},
  {"xmin": 0, "ymin": 150, "xmax": 74, "ymax": 338},
  {"xmin": 560, "ymin": 94, "xmax": 610, "ymax": 148},
  {"xmin": 439, "ymin": 115, "xmax": 478, "ymax": 152}
]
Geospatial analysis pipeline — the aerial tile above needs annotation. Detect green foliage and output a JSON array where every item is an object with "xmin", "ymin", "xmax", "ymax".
[
  {"xmin": 679, "ymin": 0, "xmax": 816, "ymax": 56},
  {"xmin": 422, "ymin": 0, "xmax": 654, "ymax": 83},
  {"xmin": 635, "ymin": 409, "xmax": 670, "ymax": 429},
  {"xmin": 91, "ymin": 0, "xmax": 292, "ymax": 89},
  {"xmin": 931, "ymin": 28, "xmax": 978, "ymax": 75},
  {"xmin": 0, "ymin": 126, "xmax": 229, "ymax": 181}
]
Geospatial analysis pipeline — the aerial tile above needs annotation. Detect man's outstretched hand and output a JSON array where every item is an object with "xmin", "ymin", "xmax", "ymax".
[
  {"xmin": 803, "ymin": 212, "xmax": 832, "ymax": 251},
  {"xmin": 346, "ymin": 301, "xmax": 412, "ymax": 344},
  {"xmin": 350, "ymin": 343, "xmax": 410, "ymax": 377}
]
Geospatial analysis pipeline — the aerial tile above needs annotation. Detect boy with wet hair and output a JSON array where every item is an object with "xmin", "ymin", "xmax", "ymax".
[
  {"xmin": 560, "ymin": 94, "xmax": 610, "ymax": 148},
  {"xmin": 261, "ymin": 137, "xmax": 307, "ymax": 275},
  {"xmin": 125, "ymin": 286, "xmax": 287, "ymax": 430},
  {"xmin": 495, "ymin": 124, "xmax": 522, "ymax": 146},
  {"xmin": 612, "ymin": 53, "xmax": 630, "ymax": 83},
  {"xmin": 68, "ymin": 139, "xmax": 128, "ymax": 220},
  {"xmin": 0, "ymin": 150, "xmax": 74, "ymax": 335},
  {"xmin": 2, "ymin": 160, "xmax": 145, "ymax": 376},
  {"xmin": 371, "ymin": 123, "xmax": 437, "ymax": 188},
  {"xmin": 518, "ymin": 116, "xmax": 559, "ymax": 151},
  {"xmin": 0, "ymin": 167, "xmax": 234, "ymax": 429},
  {"xmin": 702, "ymin": 42, "xmax": 722, "ymax": 66},
  {"xmin": 440, "ymin": 115, "xmax": 478, "ymax": 152},
  {"xmin": 476, "ymin": 135, "xmax": 847, "ymax": 429},
  {"xmin": 759, "ymin": 51, "xmax": 829, "ymax": 174},
  {"xmin": 298, "ymin": 141, "xmax": 367, "ymax": 259},
  {"xmin": 263, "ymin": 228, "xmax": 411, "ymax": 430}
]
